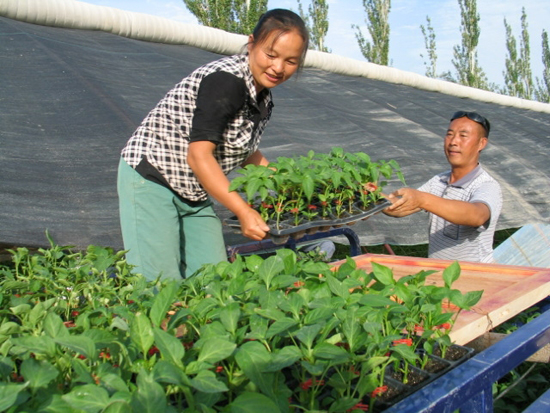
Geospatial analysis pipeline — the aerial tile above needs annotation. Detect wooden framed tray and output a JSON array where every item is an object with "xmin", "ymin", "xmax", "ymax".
[{"xmin": 332, "ymin": 254, "xmax": 550, "ymax": 345}]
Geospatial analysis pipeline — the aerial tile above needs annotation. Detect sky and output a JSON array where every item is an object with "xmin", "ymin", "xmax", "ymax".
[{"xmin": 81, "ymin": 0, "xmax": 550, "ymax": 87}]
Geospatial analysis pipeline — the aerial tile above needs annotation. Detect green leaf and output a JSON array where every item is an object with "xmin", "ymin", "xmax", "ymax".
[
  {"xmin": 20, "ymin": 358, "xmax": 58, "ymax": 389},
  {"xmin": 99, "ymin": 373, "xmax": 129, "ymax": 394},
  {"xmin": 276, "ymin": 248, "xmax": 297, "ymax": 274},
  {"xmin": 197, "ymin": 338, "xmax": 236, "ymax": 364},
  {"xmin": 10, "ymin": 304, "xmax": 31, "ymax": 316},
  {"xmin": 55, "ymin": 336, "xmax": 97, "ymax": 360},
  {"xmin": 391, "ymin": 344, "xmax": 420, "ymax": 363},
  {"xmin": 442, "ymin": 261, "xmax": 461, "ymax": 289},
  {"xmin": 325, "ymin": 274, "xmax": 349, "ymax": 299},
  {"xmin": 230, "ymin": 392, "xmax": 280, "ymax": 413},
  {"xmin": 244, "ymin": 254, "xmax": 264, "ymax": 273},
  {"xmin": 0, "ymin": 382, "xmax": 28, "ymax": 412},
  {"xmin": 0, "ymin": 321, "xmax": 20, "ymax": 337},
  {"xmin": 71, "ymin": 358, "xmax": 94, "ymax": 384},
  {"xmin": 301, "ymin": 359, "xmax": 327, "ymax": 375},
  {"xmin": 266, "ymin": 317, "xmax": 299, "ymax": 339},
  {"xmin": 110, "ymin": 316, "xmax": 129, "ymax": 331},
  {"xmin": 355, "ymin": 372, "xmax": 379, "ymax": 400},
  {"xmin": 82, "ymin": 329, "xmax": 116, "ymax": 347},
  {"xmin": 359, "ymin": 295, "xmax": 399, "ymax": 308},
  {"xmin": 190, "ymin": 370, "xmax": 229, "ymax": 393},
  {"xmin": 130, "ymin": 372, "xmax": 167, "ymax": 413},
  {"xmin": 43, "ymin": 312, "xmax": 68, "ymax": 339},
  {"xmin": 36, "ymin": 394, "xmax": 74, "ymax": 412},
  {"xmin": 303, "ymin": 307, "xmax": 335, "ymax": 325},
  {"xmin": 246, "ymin": 314, "xmax": 269, "ymax": 340},
  {"xmin": 149, "ymin": 281, "xmax": 178, "ymax": 328},
  {"xmin": 153, "ymin": 327, "xmax": 184, "ymax": 369},
  {"xmin": 371, "ymin": 262, "xmax": 396, "ymax": 285},
  {"xmin": 342, "ymin": 312, "xmax": 363, "ymax": 351},
  {"xmin": 450, "ymin": 289, "xmax": 483, "ymax": 310},
  {"xmin": 219, "ymin": 302, "xmax": 241, "ymax": 335},
  {"xmin": 234, "ymin": 341, "xmax": 274, "ymax": 395},
  {"xmin": 254, "ymin": 308, "xmax": 285, "ymax": 321},
  {"xmin": 258, "ymin": 255, "xmax": 285, "ymax": 289},
  {"xmin": 62, "ymin": 384, "xmax": 110, "ymax": 412},
  {"xmin": 294, "ymin": 324, "xmax": 323, "ymax": 349},
  {"xmin": 86, "ymin": 245, "xmax": 115, "ymax": 272},
  {"xmin": 102, "ymin": 399, "xmax": 132, "ymax": 413},
  {"xmin": 0, "ymin": 357, "xmax": 14, "ymax": 380},
  {"xmin": 361, "ymin": 356, "xmax": 390, "ymax": 372},
  {"xmin": 198, "ymin": 321, "xmax": 228, "ymax": 340},
  {"xmin": 130, "ymin": 313, "xmax": 154, "ymax": 355},
  {"xmin": 153, "ymin": 360, "xmax": 191, "ymax": 387},
  {"xmin": 265, "ymin": 346, "xmax": 302, "ymax": 372},
  {"xmin": 302, "ymin": 174, "xmax": 315, "ymax": 201},
  {"xmin": 313, "ymin": 342, "xmax": 350, "ymax": 362},
  {"xmin": 288, "ymin": 292, "xmax": 305, "ymax": 316},
  {"xmin": 12, "ymin": 335, "xmax": 56, "ymax": 357},
  {"xmin": 29, "ymin": 300, "xmax": 49, "ymax": 327}
]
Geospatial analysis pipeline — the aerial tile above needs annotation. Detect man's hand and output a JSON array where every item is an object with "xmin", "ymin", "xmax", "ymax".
[
  {"xmin": 383, "ymin": 188, "xmax": 424, "ymax": 217},
  {"xmin": 384, "ymin": 187, "xmax": 491, "ymax": 227}
]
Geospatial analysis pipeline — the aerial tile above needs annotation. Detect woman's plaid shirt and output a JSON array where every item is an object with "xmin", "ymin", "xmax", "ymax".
[{"xmin": 121, "ymin": 54, "xmax": 273, "ymax": 201}]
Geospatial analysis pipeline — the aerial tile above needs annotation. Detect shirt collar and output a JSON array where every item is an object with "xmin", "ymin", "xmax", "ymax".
[
  {"xmin": 240, "ymin": 53, "xmax": 271, "ymax": 107},
  {"xmin": 441, "ymin": 164, "xmax": 483, "ymax": 188}
]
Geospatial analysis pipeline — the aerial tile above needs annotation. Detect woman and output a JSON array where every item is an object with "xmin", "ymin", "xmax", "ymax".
[{"xmin": 117, "ymin": 9, "xmax": 309, "ymax": 280}]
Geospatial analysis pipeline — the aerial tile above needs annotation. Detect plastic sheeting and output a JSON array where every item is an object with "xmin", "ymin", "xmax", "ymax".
[{"xmin": 1, "ymin": 16, "xmax": 550, "ymax": 251}]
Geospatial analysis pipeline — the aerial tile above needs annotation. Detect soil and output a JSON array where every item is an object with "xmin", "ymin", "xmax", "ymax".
[
  {"xmin": 387, "ymin": 367, "xmax": 429, "ymax": 387},
  {"xmin": 376, "ymin": 382, "xmax": 405, "ymax": 403},
  {"xmin": 423, "ymin": 356, "xmax": 450, "ymax": 374},
  {"xmin": 434, "ymin": 345, "xmax": 471, "ymax": 361}
]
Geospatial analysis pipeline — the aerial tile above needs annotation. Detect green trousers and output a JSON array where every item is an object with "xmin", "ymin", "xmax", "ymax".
[{"xmin": 117, "ymin": 158, "xmax": 228, "ymax": 281}]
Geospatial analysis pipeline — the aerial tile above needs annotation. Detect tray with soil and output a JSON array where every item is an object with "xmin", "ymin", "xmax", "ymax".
[
  {"xmin": 372, "ymin": 344, "xmax": 475, "ymax": 411},
  {"xmin": 224, "ymin": 199, "xmax": 390, "ymax": 244}
]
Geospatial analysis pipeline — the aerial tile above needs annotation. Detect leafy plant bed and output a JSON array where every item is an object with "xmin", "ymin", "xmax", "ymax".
[
  {"xmin": 225, "ymin": 198, "xmax": 391, "ymax": 244},
  {"xmin": 0, "ymin": 237, "xmax": 482, "ymax": 413}
]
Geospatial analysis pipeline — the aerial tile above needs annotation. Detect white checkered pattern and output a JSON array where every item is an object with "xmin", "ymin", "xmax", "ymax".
[{"xmin": 121, "ymin": 54, "xmax": 272, "ymax": 201}]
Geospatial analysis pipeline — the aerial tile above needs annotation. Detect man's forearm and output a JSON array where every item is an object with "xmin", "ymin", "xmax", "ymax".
[{"xmin": 421, "ymin": 193, "xmax": 490, "ymax": 227}]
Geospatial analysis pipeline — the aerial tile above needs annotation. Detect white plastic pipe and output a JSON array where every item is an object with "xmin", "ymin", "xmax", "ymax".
[{"xmin": 2, "ymin": 0, "xmax": 550, "ymax": 113}]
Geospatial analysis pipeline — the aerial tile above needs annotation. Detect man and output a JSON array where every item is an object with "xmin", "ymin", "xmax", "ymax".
[{"xmin": 384, "ymin": 111, "xmax": 502, "ymax": 263}]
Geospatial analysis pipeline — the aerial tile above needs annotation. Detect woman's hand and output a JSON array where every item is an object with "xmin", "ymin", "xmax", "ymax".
[
  {"xmin": 236, "ymin": 207, "xmax": 270, "ymax": 240},
  {"xmin": 188, "ymin": 141, "xmax": 270, "ymax": 240}
]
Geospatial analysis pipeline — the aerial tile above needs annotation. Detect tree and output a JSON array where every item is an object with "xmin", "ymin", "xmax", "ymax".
[
  {"xmin": 182, "ymin": 0, "xmax": 268, "ymax": 35},
  {"xmin": 503, "ymin": 8, "xmax": 533, "ymax": 99},
  {"xmin": 420, "ymin": 16, "xmax": 437, "ymax": 78},
  {"xmin": 448, "ymin": 0, "xmax": 489, "ymax": 90},
  {"xmin": 503, "ymin": 18, "xmax": 522, "ymax": 96},
  {"xmin": 519, "ymin": 9, "xmax": 533, "ymax": 99},
  {"xmin": 297, "ymin": 0, "xmax": 330, "ymax": 52},
  {"xmin": 535, "ymin": 30, "xmax": 550, "ymax": 103},
  {"xmin": 352, "ymin": 0, "xmax": 391, "ymax": 66}
]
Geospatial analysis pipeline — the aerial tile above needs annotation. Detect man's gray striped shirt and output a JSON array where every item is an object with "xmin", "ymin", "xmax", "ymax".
[{"xmin": 418, "ymin": 164, "xmax": 502, "ymax": 263}]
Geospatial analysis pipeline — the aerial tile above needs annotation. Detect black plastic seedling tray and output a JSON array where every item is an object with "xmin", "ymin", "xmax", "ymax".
[
  {"xmin": 224, "ymin": 199, "xmax": 391, "ymax": 244},
  {"xmin": 374, "ymin": 344, "xmax": 476, "ymax": 411}
]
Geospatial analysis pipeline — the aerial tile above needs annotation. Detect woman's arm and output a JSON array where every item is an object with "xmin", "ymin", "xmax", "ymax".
[
  {"xmin": 187, "ymin": 141, "xmax": 269, "ymax": 240},
  {"xmin": 241, "ymin": 149, "xmax": 269, "ymax": 167}
]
